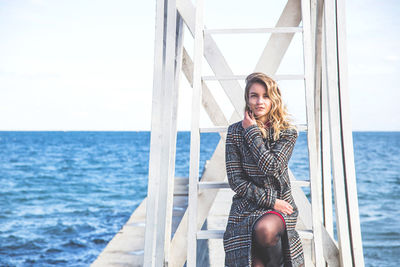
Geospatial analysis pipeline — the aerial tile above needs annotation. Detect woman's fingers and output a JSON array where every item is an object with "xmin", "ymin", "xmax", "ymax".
[
  {"xmin": 287, "ymin": 203, "xmax": 293, "ymax": 215},
  {"xmin": 282, "ymin": 201, "xmax": 293, "ymax": 215},
  {"xmin": 274, "ymin": 199, "xmax": 294, "ymax": 215},
  {"xmin": 242, "ymin": 110, "xmax": 257, "ymax": 129},
  {"xmin": 245, "ymin": 110, "xmax": 251, "ymax": 120},
  {"xmin": 249, "ymin": 111, "xmax": 255, "ymax": 120}
]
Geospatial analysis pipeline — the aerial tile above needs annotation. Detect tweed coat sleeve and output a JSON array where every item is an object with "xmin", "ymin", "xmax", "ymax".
[
  {"xmin": 225, "ymin": 125, "xmax": 277, "ymax": 209},
  {"xmin": 243, "ymin": 124, "xmax": 298, "ymax": 178}
]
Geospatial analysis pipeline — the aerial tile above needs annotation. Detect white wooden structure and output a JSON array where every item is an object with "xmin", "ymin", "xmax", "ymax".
[{"xmin": 143, "ymin": 0, "xmax": 365, "ymax": 266}]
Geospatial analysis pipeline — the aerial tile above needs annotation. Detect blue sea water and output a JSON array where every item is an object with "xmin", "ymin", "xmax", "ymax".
[{"xmin": 0, "ymin": 131, "xmax": 399, "ymax": 266}]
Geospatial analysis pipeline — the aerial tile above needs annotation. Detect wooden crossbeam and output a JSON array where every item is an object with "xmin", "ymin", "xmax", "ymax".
[
  {"xmin": 197, "ymin": 229, "xmax": 314, "ymax": 240},
  {"xmin": 204, "ymin": 27, "xmax": 302, "ymax": 34},
  {"xmin": 201, "ymin": 74, "xmax": 304, "ymax": 81},
  {"xmin": 199, "ymin": 124, "xmax": 308, "ymax": 133}
]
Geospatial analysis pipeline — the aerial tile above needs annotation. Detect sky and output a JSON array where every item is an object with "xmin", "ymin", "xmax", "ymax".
[{"xmin": 0, "ymin": 0, "xmax": 399, "ymax": 131}]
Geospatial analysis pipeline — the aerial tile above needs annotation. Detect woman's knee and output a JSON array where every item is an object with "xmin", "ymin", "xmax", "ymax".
[{"xmin": 253, "ymin": 215, "xmax": 284, "ymax": 248}]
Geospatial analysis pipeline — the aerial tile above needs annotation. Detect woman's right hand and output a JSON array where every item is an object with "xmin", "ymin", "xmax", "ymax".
[
  {"xmin": 242, "ymin": 109, "xmax": 256, "ymax": 129},
  {"xmin": 274, "ymin": 199, "xmax": 293, "ymax": 215}
]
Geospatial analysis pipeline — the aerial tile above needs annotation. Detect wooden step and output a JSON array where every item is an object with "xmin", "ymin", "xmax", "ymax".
[
  {"xmin": 197, "ymin": 229, "xmax": 313, "ymax": 240},
  {"xmin": 204, "ymin": 27, "xmax": 302, "ymax": 35},
  {"xmin": 199, "ymin": 124, "xmax": 307, "ymax": 133},
  {"xmin": 198, "ymin": 180, "xmax": 310, "ymax": 189},
  {"xmin": 201, "ymin": 74, "xmax": 304, "ymax": 81},
  {"xmin": 174, "ymin": 178, "xmax": 310, "ymax": 196}
]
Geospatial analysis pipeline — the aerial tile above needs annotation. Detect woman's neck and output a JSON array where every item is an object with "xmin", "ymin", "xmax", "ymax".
[{"xmin": 255, "ymin": 115, "xmax": 269, "ymax": 125}]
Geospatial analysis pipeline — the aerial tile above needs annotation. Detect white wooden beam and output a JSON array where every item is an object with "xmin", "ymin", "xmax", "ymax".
[
  {"xmin": 187, "ymin": 0, "xmax": 204, "ymax": 264},
  {"xmin": 175, "ymin": 179, "xmax": 312, "ymax": 195},
  {"xmin": 153, "ymin": 0, "xmax": 179, "ymax": 265},
  {"xmin": 313, "ymin": 0, "xmax": 325, "ymax": 235},
  {"xmin": 324, "ymin": 0, "xmax": 353, "ymax": 265},
  {"xmin": 198, "ymin": 124, "xmax": 307, "ymax": 133},
  {"xmin": 204, "ymin": 27, "xmax": 302, "ymax": 34},
  {"xmin": 321, "ymin": 27, "xmax": 334, "ymax": 238},
  {"xmin": 201, "ymin": 74, "xmax": 304, "ymax": 81},
  {"xmin": 196, "ymin": 229, "xmax": 314, "ymax": 240},
  {"xmin": 301, "ymin": 0, "xmax": 325, "ymax": 264},
  {"xmin": 336, "ymin": 0, "xmax": 365, "ymax": 265},
  {"xmin": 143, "ymin": 0, "xmax": 166, "ymax": 265},
  {"xmin": 163, "ymin": 13, "xmax": 184, "ymax": 266}
]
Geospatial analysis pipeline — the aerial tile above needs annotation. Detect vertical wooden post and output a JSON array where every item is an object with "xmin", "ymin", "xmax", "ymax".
[
  {"xmin": 323, "ymin": 0, "xmax": 352, "ymax": 265},
  {"xmin": 301, "ymin": 0, "xmax": 325, "ymax": 265},
  {"xmin": 153, "ymin": 0, "xmax": 178, "ymax": 265},
  {"xmin": 321, "ymin": 27, "xmax": 334, "ymax": 238},
  {"xmin": 144, "ymin": 0, "xmax": 180, "ymax": 266},
  {"xmin": 312, "ymin": 0, "xmax": 325, "ymax": 226},
  {"xmin": 335, "ymin": 0, "xmax": 365, "ymax": 265},
  {"xmin": 164, "ymin": 13, "xmax": 184, "ymax": 266},
  {"xmin": 187, "ymin": 0, "xmax": 204, "ymax": 265},
  {"xmin": 143, "ymin": 0, "xmax": 166, "ymax": 265}
]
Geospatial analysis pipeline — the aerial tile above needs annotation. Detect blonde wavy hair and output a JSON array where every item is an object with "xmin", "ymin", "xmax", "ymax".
[{"xmin": 244, "ymin": 72, "xmax": 295, "ymax": 140}]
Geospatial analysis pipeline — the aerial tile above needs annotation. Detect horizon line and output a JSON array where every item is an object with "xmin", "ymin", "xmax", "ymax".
[{"xmin": 0, "ymin": 129, "xmax": 399, "ymax": 132}]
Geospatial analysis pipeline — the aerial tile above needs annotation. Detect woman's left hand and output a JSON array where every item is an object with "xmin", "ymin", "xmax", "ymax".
[
  {"xmin": 242, "ymin": 110, "xmax": 257, "ymax": 129},
  {"xmin": 274, "ymin": 199, "xmax": 293, "ymax": 215}
]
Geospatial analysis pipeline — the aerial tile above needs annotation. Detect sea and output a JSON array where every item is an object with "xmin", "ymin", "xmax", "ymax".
[{"xmin": 0, "ymin": 131, "xmax": 399, "ymax": 267}]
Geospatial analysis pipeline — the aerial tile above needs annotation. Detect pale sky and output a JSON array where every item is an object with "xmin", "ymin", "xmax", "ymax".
[{"xmin": 0, "ymin": 0, "xmax": 399, "ymax": 131}]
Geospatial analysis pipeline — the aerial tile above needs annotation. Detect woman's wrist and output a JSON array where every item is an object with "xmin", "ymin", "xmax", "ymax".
[
  {"xmin": 242, "ymin": 120, "xmax": 256, "ymax": 130},
  {"xmin": 243, "ymin": 124, "xmax": 262, "ymax": 146}
]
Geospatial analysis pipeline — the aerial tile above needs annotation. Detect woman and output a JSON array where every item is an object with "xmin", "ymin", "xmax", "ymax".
[{"xmin": 223, "ymin": 72, "xmax": 304, "ymax": 267}]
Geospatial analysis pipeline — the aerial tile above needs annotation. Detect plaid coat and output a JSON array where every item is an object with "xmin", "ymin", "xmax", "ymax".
[{"xmin": 223, "ymin": 121, "xmax": 304, "ymax": 267}]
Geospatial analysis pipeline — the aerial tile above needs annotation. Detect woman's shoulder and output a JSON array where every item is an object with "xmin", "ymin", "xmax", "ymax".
[
  {"xmin": 227, "ymin": 120, "xmax": 244, "ymax": 134},
  {"xmin": 279, "ymin": 126, "xmax": 299, "ymax": 139},
  {"xmin": 226, "ymin": 121, "xmax": 246, "ymax": 147}
]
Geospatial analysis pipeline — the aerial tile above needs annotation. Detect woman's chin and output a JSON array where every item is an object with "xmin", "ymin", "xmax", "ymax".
[{"xmin": 254, "ymin": 113, "xmax": 267, "ymax": 119}]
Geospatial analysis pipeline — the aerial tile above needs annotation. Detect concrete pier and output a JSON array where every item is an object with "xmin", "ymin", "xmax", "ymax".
[{"xmin": 92, "ymin": 183, "xmax": 313, "ymax": 267}]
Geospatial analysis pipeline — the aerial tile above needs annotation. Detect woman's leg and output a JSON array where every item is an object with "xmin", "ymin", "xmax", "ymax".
[
  {"xmin": 252, "ymin": 255, "xmax": 265, "ymax": 267},
  {"xmin": 251, "ymin": 243, "xmax": 265, "ymax": 267},
  {"xmin": 252, "ymin": 213, "xmax": 286, "ymax": 267}
]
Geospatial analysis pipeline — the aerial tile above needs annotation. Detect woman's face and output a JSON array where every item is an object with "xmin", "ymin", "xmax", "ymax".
[{"xmin": 248, "ymin": 82, "xmax": 272, "ymax": 119}]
